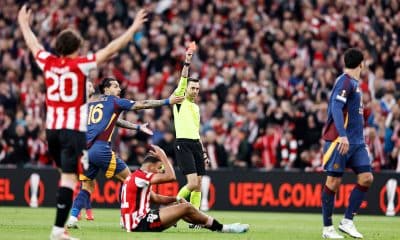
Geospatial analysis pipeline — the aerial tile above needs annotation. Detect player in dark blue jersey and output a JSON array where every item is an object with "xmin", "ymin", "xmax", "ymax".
[
  {"xmin": 321, "ymin": 49, "xmax": 373, "ymax": 239},
  {"xmin": 67, "ymin": 78, "xmax": 183, "ymax": 228}
]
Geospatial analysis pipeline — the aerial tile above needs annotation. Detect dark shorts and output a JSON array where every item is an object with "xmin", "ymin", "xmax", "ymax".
[
  {"xmin": 46, "ymin": 129, "xmax": 86, "ymax": 174},
  {"xmin": 323, "ymin": 142, "xmax": 372, "ymax": 175},
  {"xmin": 80, "ymin": 141, "xmax": 127, "ymax": 181},
  {"xmin": 134, "ymin": 209, "xmax": 164, "ymax": 232},
  {"xmin": 174, "ymin": 139, "xmax": 206, "ymax": 176}
]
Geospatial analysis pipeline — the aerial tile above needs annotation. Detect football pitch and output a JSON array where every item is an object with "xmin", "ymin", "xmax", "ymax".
[{"xmin": 0, "ymin": 207, "xmax": 399, "ymax": 240}]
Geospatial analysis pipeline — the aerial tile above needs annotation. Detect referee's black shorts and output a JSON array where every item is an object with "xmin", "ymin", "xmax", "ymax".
[{"xmin": 174, "ymin": 139, "xmax": 205, "ymax": 176}]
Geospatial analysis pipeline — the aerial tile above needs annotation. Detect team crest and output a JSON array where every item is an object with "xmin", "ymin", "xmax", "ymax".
[{"xmin": 333, "ymin": 163, "xmax": 340, "ymax": 169}]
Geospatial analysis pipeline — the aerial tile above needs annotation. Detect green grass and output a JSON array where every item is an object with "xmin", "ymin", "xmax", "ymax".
[{"xmin": 0, "ymin": 207, "xmax": 399, "ymax": 240}]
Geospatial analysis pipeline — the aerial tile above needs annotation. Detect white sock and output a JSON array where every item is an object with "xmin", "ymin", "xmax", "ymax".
[
  {"xmin": 68, "ymin": 216, "xmax": 78, "ymax": 222},
  {"xmin": 51, "ymin": 226, "xmax": 64, "ymax": 235},
  {"xmin": 222, "ymin": 224, "xmax": 229, "ymax": 232}
]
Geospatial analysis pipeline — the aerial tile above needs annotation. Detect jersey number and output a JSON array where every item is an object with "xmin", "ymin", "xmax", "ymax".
[
  {"xmin": 46, "ymin": 71, "xmax": 79, "ymax": 102},
  {"xmin": 120, "ymin": 184, "xmax": 129, "ymax": 209},
  {"xmin": 87, "ymin": 103, "xmax": 104, "ymax": 125}
]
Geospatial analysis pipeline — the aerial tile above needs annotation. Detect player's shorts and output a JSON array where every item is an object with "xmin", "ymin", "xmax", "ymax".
[
  {"xmin": 46, "ymin": 129, "xmax": 86, "ymax": 174},
  {"xmin": 133, "ymin": 209, "xmax": 164, "ymax": 232},
  {"xmin": 174, "ymin": 139, "xmax": 206, "ymax": 176},
  {"xmin": 323, "ymin": 142, "xmax": 372, "ymax": 175},
  {"xmin": 80, "ymin": 141, "xmax": 127, "ymax": 181}
]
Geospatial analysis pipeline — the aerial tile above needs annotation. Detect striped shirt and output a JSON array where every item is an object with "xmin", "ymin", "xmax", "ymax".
[
  {"xmin": 35, "ymin": 50, "xmax": 97, "ymax": 132},
  {"xmin": 120, "ymin": 169, "xmax": 154, "ymax": 231}
]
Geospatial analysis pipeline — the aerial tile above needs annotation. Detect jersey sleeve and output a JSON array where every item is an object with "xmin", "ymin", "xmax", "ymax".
[
  {"xmin": 114, "ymin": 98, "xmax": 136, "ymax": 111},
  {"xmin": 34, "ymin": 50, "xmax": 54, "ymax": 71},
  {"xmin": 331, "ymin": 77, "xmax": 354, "ymax": 137},
  {"xmin": 174, "ymin": 77, "xmax": 188, "ymax": 97},
  {"xmin": 333, "ymin": 77, "xmax": 353, "ymax": 104},
  {"xmin": 76, "ymin": 53, "xmax": 97, "ymax": 76},
  {"xmin": 134, "ymin": 171, "xmax": 154, "ymax": 188}
]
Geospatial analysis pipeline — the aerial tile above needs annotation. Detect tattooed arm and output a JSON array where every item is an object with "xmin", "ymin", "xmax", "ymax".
[
  {"xmin": 116, "ymin": 120, "xmax": 153, "ymax": 135},
  {"xmin": 131, "ymin": 99, "xmax": 169, "ymax": 110},
  {"xmin": 116, "ymin": 119, "xmax": 140, "ymax": 130},
  {"xmin": 131, "ymin": 97, "xmax": 183, "ymax": 110}
]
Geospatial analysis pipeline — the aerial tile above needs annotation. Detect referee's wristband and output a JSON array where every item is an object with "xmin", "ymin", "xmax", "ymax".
[
  {"xmin": 163, "ymin": 98, "xmax": 170, "ymax": 105},
  {"xmin": 136, "ymin": 125, "xmax": 140, "ymax": 131}
]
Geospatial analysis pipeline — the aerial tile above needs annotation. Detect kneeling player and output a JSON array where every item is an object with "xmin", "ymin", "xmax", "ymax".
[{"xmin": 120, "ymin": 145, "xmax": 249, "ymax": 233}]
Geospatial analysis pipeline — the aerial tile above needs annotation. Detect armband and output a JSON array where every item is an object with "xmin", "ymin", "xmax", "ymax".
[
  {"xmin": 163, "ymin": 98, "xmax": 170, "ymax": 105},
  {"xmin": 183, "ymin": 62, "xmax": 190, "ymax": 66}
]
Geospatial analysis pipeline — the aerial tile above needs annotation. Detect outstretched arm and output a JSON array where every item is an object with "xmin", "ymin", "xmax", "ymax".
[
  {"xmin": 174, "ymin": 42, "xmax": 196, "ymax": 96},
  {"xmin": 95, "ymin": 9, "xmax": 147, "ymax": 65},
  {"xmin": 18, "ymin": 5, "xmax": 44, "ymax": 56},
  {"xmin": 130, "ymin": 96, "xmax": 184, "ymax": 110},
  {"xmin": 116, "ymin": 120, "xmax": 153, "ymax": 135}
]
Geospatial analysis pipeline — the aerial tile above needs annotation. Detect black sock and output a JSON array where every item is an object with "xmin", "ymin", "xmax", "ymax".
[
  {"xmin": 54, "ymin": 187, "xmax": 73, "ymax": 227},
  {"xmin": 209, "ymin": 219, "xmax": 223, "ymax": 231}
]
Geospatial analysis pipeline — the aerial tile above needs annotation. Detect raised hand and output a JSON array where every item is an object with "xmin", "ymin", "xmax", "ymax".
[
  {"xmin": 131, "ymin": 9, "xmax": 148, "ymax": 30},
  {"xmin": 18, "ymin": 5, "xmax": 32, "ymax": 26},
  {"xmin": 150, "ymin": 145, "xmax": 168, "ymax": 160},
  {"xmin": 185, "ymin": 41, "xmax": 197, "ymax": 63}
]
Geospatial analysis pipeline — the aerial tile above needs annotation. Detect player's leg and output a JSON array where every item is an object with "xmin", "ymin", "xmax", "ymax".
[
  {"xmin": 190, "ymin": 142, "xmax": 206, "ymax": 209},
  {"xmin": 50, "ymin": 130, "xmax": 85, "ymax": 240},
  {"xmin": 67, "ymin": 145, "xmax": 100, "ymax": 228},
  {"xmin": 157, "ymin": 203, "xmax": 249, "ymax": 233},
  {"xmin": 339, "ymin": 144, "xmax": 373, "ymax": 238},
  {"xmin": 84, "ymin": 180, "xmax": 95, "ymax": 220},
  {"xmin": 175, "ymin": 141, "xmax": 199, "ymax": 201},
  {"xmin": 67, "ymin": 180, "xmax": 96, "ymax": 228},
  {"xmin": 321, "ymin": 141, "xmax": 345, "ymax": 239},
  {"xmin": 113, "ymin": 159, "xmax": 131, "ymax": 182}
]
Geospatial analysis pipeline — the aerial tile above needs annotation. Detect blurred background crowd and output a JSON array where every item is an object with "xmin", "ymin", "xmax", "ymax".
[{"xmin": 0, "ymin": 0, "xmax": 399, "ymax": 172}]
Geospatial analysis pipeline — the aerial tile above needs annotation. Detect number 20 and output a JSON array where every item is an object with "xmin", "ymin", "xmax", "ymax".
[{"xmin": 46, "ymin": 71, "xmax": 78, "ymax": 102}]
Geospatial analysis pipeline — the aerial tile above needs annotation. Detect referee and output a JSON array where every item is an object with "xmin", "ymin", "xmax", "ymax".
[{"xmin": 173, "ymin": 42, "xmax": 209, "ymax": 212}]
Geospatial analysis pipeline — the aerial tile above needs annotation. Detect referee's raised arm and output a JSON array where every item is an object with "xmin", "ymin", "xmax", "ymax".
[{"xmin": 174, "ymin": 42, "xmax": 197, "ymax": 97}]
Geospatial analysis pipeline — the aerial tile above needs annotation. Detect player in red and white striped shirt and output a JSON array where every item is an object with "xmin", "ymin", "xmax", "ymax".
[
  {"xmin": 18, "ymin": 5, "xmax": 147, "ymax": 240},
  {"xmin": 121, "ymin": 145, "xmax": 249, "ymax": 233}
]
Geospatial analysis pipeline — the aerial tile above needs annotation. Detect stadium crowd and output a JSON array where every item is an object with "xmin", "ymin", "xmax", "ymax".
[{"xmin": 0, "ymin": 0, "xmax": 399, "ymax": 172}]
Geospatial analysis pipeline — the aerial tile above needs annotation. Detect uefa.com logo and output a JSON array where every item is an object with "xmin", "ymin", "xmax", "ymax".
[
  {"xmin": 22, "ymin": 173, "xmax": 399, "ymax": 216},
  {"xmin": 24, "ymin": 173, "xmax": 44, "ymax": 207},
  {"xmin": 380, "ymin": 178, "xmax": 399, "ymax": 216}
]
